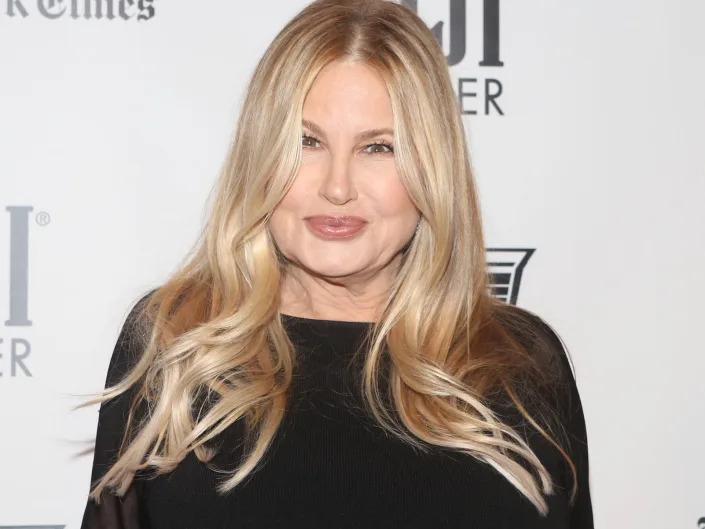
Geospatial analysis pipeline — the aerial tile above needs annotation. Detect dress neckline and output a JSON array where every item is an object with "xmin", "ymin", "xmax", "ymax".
[{"xmin": 280, "ymin": 313, "xmax": 375, "ymax": 326}]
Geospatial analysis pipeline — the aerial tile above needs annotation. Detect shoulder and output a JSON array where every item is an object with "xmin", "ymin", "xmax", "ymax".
[
  {"xmin": 491, "ymin": 302, "xmax": 575, "ymax": 386},
  {"xmin": 104, "ymin": 288, "xmax": 157, "ymax": 388},
  {"xmin": 488, "ymin": 302, "xmax": 585, "ymax": 450},
  {"xmin": 490, "ymin": 303, "xmax": 592, "ymax": 505},
  {"xmin": 89, "ymin": 289, "xmax": 157, "ymax": 487}
]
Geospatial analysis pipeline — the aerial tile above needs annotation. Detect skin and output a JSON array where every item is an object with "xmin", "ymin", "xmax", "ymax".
[{"xmin": 268, "ymin": 59, "xmax": 421, "ymax": 323}]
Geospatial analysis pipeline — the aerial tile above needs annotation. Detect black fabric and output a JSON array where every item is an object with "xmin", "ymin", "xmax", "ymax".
[{"xmin": 81, "ymin": 303, "xmax": 593, "ymax": 529}]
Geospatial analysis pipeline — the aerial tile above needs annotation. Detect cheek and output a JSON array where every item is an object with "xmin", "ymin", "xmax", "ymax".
[
  {"xmin": 268, "ymin": 178, "xmax": 309, "ymax": 245},
  {"xmin": 274, "ymin": 178, "xmax": 309, "ymax": 215},
  {"xmin": 365, "ymin": 178, "xmax": 416, "ymax": 216}
]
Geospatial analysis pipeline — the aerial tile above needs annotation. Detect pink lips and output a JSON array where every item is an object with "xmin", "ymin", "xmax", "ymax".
[{"xmin": 305, "ymin": 215, "xmax": 367, "ymax": 240}]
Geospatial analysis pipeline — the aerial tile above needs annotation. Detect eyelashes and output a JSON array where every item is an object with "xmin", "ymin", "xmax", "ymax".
[{"xmin": 301, "ymin": 134, "xmax": 394, "ymax": 155}]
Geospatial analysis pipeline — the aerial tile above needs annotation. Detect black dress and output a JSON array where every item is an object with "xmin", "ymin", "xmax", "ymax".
[{"xmin": 81, "ymin": 302, "xmax": 594, "ymax": 529}]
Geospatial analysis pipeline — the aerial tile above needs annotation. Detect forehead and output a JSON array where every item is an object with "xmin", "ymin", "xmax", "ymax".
[{"xmin": 303, "ymin": 60, "xmax": 393, "ymax": 128}]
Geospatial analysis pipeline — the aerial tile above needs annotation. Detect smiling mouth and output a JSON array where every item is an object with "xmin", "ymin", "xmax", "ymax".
[
  {"xmin": 305, "ymin": 215, "xmax": 367, "ymax": 227},
  {"xmin": 305, "ymin": 217, "xmax": 368, "ymax": 240}
]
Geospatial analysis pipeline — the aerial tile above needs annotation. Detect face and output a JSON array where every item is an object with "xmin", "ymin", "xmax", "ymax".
[{"xmin": 268, "ymin": 59, "xmax": 420, "ymax": 288}]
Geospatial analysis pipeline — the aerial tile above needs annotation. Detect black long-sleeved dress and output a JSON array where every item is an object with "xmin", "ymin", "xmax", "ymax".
[{"xmin": 81, "ymin": 301, "xmax": 594, "ymax": 529}]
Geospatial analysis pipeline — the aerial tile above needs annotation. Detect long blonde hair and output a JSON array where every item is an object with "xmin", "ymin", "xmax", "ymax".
[{"xmin": 82, "ymin": 0, "xmax": 579, "ymax": 516}]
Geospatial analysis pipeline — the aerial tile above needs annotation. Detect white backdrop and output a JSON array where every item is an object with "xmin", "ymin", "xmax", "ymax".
[{"xmin": 1, "ymin": 1, "xmax": 703, "ymax": 527}]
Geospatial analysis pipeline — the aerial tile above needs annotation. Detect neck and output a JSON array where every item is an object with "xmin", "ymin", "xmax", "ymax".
[{"xmin": 278, "ymin": 257, "xmax": 401, "ymax": 323}]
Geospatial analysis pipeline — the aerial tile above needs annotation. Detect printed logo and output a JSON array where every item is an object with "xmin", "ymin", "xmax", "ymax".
[
  {"xmin": 4, "ymin": 0, "xmax": 155, "ymax": 21},
  {"xmin": 1, "ymin": 206, "xmax": 61, "ymax": 524},
  {"xmin": 1, "ymin": 205, "xmax": 48, "ymax": 378},
  {"xmin": 486, "ymin": 248, "xmax": 534, "ymax": 304},
  {"xmin": 401, "ymin": 0, "xmax": 505, "ymax": 116}
]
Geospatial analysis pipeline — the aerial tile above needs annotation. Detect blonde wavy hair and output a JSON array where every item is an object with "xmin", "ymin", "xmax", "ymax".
[{"xmin": 82, "ymin": 0, "xmax": 579, "ymax": 516}]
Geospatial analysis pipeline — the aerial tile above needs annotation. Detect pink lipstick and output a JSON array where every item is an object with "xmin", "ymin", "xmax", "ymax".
[{"xmin": 305, "ymin": 215, "xmax": 368, "ymax": 240}]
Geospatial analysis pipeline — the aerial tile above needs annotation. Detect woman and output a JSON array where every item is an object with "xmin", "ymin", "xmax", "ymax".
[{"xmin": 80, "ymin": 0, "xmax": 593, "ymax": 527}]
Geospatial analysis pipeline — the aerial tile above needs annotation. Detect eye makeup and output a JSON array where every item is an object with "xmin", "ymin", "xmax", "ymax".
[{"xmin": 301, "ymin": 133, "xmax": 394, "ymax": 154}]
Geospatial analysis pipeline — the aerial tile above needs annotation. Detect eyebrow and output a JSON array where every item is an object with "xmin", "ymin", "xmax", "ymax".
[{"xmin": 302, "ymin": 119, "xmax": 394, "ymax": 142}]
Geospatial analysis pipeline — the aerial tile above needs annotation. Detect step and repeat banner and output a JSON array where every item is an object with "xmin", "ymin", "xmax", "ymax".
[{"xmin": 1, "ymin": 1, "xmax": 703, "ymax": 527}]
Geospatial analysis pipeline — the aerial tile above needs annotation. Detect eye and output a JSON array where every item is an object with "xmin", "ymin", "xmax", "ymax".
[
  {"xmin": 302, "ymin": 134, "xmax": 321, "ymax": 149},
  {"xmin": 301, "ymin": 134, "xmax": 394, "ymax": 155},
  {"xmin": 362, "ymin": 141, "xmax": 394, "ymax": 155}
]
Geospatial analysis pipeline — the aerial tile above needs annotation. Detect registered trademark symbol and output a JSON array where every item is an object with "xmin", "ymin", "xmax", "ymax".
[{"xmin": 35, "ymin": 211, "xmax": 51, "ymax": 226}]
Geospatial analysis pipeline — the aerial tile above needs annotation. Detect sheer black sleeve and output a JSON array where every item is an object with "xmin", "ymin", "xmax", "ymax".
[
  {"xmin": 529, "ymin": 312, "xmax": 595, "ymax": 529},
  {"xmin": 80, "ymin": 290, "xmax": 155, "ymax": 529}
]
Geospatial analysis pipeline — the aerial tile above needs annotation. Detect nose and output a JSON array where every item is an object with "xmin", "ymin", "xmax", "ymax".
[{"xmin": 319, "ymin": 151, "xmax": 357, "ymax": 205}]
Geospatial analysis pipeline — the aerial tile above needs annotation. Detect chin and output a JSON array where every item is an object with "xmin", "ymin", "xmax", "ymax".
[{"xmin": 306, "ymin": 262, "xmax": 363, "ymax": 279}]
